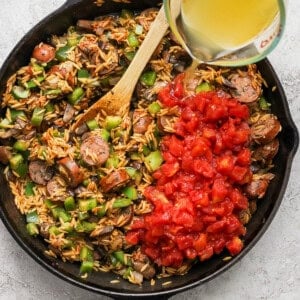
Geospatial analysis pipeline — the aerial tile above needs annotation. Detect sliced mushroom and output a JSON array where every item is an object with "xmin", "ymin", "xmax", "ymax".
[{"xmin": 131, "ymin": 250, "xmax": 156, "ymax": 280}]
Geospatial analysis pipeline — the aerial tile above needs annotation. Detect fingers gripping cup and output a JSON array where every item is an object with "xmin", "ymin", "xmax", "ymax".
[{"xmin": 164, "ymin": 0, "xmax": 286, "ymax": 67}]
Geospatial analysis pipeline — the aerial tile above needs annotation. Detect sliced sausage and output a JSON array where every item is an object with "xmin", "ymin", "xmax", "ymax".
[
  {"xmin": 251, "ymin": 114, "xmax": 281, "ymax": 144},
  {"xmin": 75, "ymin": 123, "xmax": 89, "ymax": 136},
  {"xmin": 29, "ymin": 160, "xmax": 54, "ymax": 185},
  {"xmin": 131, "ymin": 251, "xmax": 156, "ymax": 280},
  {"xmin": 252, "ymin": 138, "xmax": 279, "ymax": 162},
  {"xmin": 80, "ymin": 134, "xmax": 110, "ymax": 166},
  {"xmin": 100, "ymin": 169, "xmax": 130, "ymax": 193},
  {"xmin": 229, "ymin": 72, "xmax": 261, "ymax": 103},
  {"xmin": 0, "ymin": 146, "xmax": 12, "ymax": 164},
  {"xmin": 46, "ymin": 176, "xmax": 68, "ymax": 200},
  {"xmin": 244, "ymin": 173, "xmax": 274, "ymax": 199},
  {"xmin": 133, "ymin": 110, "xmax": 153, "ymax": 134},
  {"xmin": 32, "ymin": 43, "xmax": 56, "ymax": 63},
  {"xmin": 58, "ymin": 157, "xmax": 84, "ymax": 188}
]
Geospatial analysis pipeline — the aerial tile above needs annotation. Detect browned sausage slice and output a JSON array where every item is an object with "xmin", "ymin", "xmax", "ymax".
[
  {"xmin": 0, "ymin": 146, "xmax": 12, "ymax": 164},
  {"xmin": 252, "ymin": 138, "xmax": 279, "ymax": 162},
  {"xmin": 131, "ymin": 251, "xmax": 156, "ymax": 279},
  {"xmin": 244, "ymin": 173, "xmax": 275, "ymax": 199},
  {"xmin": 100, "ymin": 169, "xmax": 130, "ymax": 193},
  {"xmin": 58, "ymin": 157, "xmax": 84, "ymax": 188},
  {"xmin": 230, "ymin": 73, "xmax": 261, "ymax": 103},
  {"xmin": 32, "ymin": 43, "xmax": 56, "ymax": 63},
  {"xmin": 29, "ymin": 160, "xmax": 54, "ymax": 185},
  {"xmin": 132, "ymin": 110, "xmax": 153, "ymax": 134},
  {"xmin": 80, "ymin": 134, "xmax": 109, "ymax": 166},
  {"xmin": 251, "ymin": 114, "xmax": 281, "ymax": 144}
]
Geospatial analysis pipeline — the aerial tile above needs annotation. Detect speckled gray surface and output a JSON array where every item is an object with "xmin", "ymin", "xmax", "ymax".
[{"xmin": 0, "ymin": 1, "xmax": 299, "ymax": 299}]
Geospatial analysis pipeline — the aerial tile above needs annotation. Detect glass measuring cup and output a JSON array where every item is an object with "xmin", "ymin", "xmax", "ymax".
[{"xmin": 163, "ymin": 0, "xmax": 286, "ymax": 67}]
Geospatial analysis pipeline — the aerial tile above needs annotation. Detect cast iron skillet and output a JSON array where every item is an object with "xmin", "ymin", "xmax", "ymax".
[{"xmin": 0, "ymin": 0, "xmax": 298, "ymax": 298}]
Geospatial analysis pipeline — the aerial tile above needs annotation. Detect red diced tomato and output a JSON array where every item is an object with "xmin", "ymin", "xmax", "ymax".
[
  {"xmin": 237, "ymin": 148, "xmax": 251, "ymax": 166},
  {"xmin": 226, "ymin": 237, "xmax": 243, "ymax": 256},
  {"xmin": 125, "ymin": 230, "xmax": 141, "ymax": 245},
  {"xmin": 126, "ymin": 87, "xmax": 252, "ymax": 269},
  {"xmin": 193, "ymin": 233, "xmax": 207, "ymax": 252},
  {"xmin": 216, "ymin": 154, "xmax": 235, "ymax": 175},
  {"xmin": 212, "ymin": 178, "xmax": 228, "ymax": 203}
]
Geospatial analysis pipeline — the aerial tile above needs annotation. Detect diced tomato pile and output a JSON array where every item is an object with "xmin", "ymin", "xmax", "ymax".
[{"xmin": 126, "ymin": 74, "xmax": 253, "ymax": 267}]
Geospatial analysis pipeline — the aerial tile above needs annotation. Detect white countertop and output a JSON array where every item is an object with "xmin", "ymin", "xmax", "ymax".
[{"xmin": 0, "ymin": 1, "xmax": 299, "ymax": 299}]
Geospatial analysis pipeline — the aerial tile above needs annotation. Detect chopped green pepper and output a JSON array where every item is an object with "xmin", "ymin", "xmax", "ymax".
[
  {"xmin": 60, "ymin": 222, "xmax": 73, "ymax": 233},
  {"xmin": 78, "ymin": 211, "xmax": 89, "ymax": 221},
  {"xmin": 49, "ymin": 225, "xmax": 60, "ymax": 236},
  {"xmin": 81, "ymin": 221, "xmax": 96, "ymax": 233},
  {"xmin": 124, "ymin": 51, "xmax": 136, "ymax": 61},
  {"xmin": 96, "ymin": 205, "xmax": 106, "ymax": 218},
  {"xmin": 79, "ymin": 261, "xmax": 94, "ymax": 274},
  {"xmin": 45, "ymin": 103, "xmax": 55, "ymax": 113},
  {"xmin": 127, "ymin": 32, "xmax": 139, "ymax": 48},
  {"xmin": 140, "ymin": 71, "xmax": 157, "ymax": 86},
  {"xmin": 25, "ymin": 182, "xmax": 35, "ymax": 196},
  {"xmin": 148, "ymin": 101, "xmax": 161, "ymax": 115},
  {"xmin": 55, "ymin": 45, "xmax": 71, "ymax": 62},
  {"xmin": 15, "ymin": 161, "xmax": 28, "ymax": 178},
  {"xmin": 105, "ymin": 153, "xmax": 119, "ymax": 169},
  {"xmin": 86, "ymin": 119, "xmax": 99, "ymax": 131},
  {"xmin": 12, "ymin": 85, "xmax": 30, "ymax": 99},
  {"xmin": 196, "ymin": 82, "xmax": 213, "ymax": 93},
  {"xmin": 0, "ymin": 118, "xmax": 11, "ymax": 129},
  {"xmin": 13, "ymin": 140, "xmax": 29, "ymax": 152},
  {"xmin": 44, "ymin": 89, "xmax": 62, "ymax": 96},
  {"xmin": 144, "ymin": 150, "xmax": 163, "ymax": 172},
  {"xmin": 98, "ymin": 128, "xmax": 110, "ymax": 142},
  {"xmin": 79, "ymin": 198, "xmax": 97, "ymax": 212},
  {"xmin": 64, "ymin": 196, "xmax": 76, "ymax": 211},
  {"xmin": 122, "ymin": 186, "xmax": 138, "ymax": 200},
  {"xmin": 26, "ymin": 223, "xmax": 39, "ymax": 236},
  {"xmin": 67, "ymin": 36, "xmax": 81, "ymax": 47},
  {"xmin": 77, "ymin": 69, "xmax": 90, "ymax": 78},
  {"xmin": 31, "ymin": 107, "xmax": 45, "ymax": 127},
  {"xmin": 24, "ymin": 76, "xmax": 45, "ymax": 89},
  {"xmin": 104, "ymin": 116, "xmax": 122, "ymax": 131},
  {"xmin": 80, "ymin": 246, "xmax": 94, "ymax": 262},
  {"xmin": 113, "ymin": 250, "xmax": 125, "ymax": 264},
  {"xmin": 9, "ymin": 154, "xmax": 23, "ymax": 170},
  {"xmin": 45, "ymin": 199, "xmax": 55, "ymax": 209},
  {"xmin": 68, "ymin": 87, "xmax": 84, "ymax": 105},
  {"xmin": 26, "ymin": 210, "xmax": 39, "ymax": 224},
  {"xmin": 10, "ymin": 110, "xmax": 26, "ymax": 122},
  {"xmin": 259, "ymin": 96, "xmax": 271, "ymax": 110},
  {"xmin": 112, "ymin": 198, "xmax": 132, "ymax": 208},
  {"xmin": 142, "ymin": 145, "xmax": 151, "ymax": 156}
]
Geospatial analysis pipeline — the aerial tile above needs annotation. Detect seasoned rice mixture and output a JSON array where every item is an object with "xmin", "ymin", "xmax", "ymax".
[{"xmin": 0, "ymin": 8, "xmax": 281, "ymax": 284}]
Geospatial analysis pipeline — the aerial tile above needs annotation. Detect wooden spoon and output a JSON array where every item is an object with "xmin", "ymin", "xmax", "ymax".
[{"xmin": 72, "ymin": 6, "xmax": 169, "ymax": 130}]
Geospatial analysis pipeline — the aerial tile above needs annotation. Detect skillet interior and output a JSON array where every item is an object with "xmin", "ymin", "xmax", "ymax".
[{"xmin": 0, "ymin": 0, "xmax": 298, "ymax": 298}]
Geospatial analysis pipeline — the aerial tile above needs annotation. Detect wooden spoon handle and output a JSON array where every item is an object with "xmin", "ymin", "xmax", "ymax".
[
  {"xmin": 112, "ymin": 5, "xmax": 169, "ymax": 97},
  {"xmin": 72, "ymin": 5, "xmax": 169, "ymax": 130}
]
